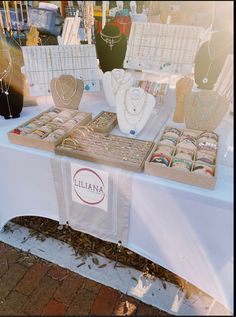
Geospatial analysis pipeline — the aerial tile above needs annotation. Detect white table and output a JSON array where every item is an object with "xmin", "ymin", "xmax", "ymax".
[{"xmin": 0, "ymin": 92, "xmax": 233, "ymax": 312}]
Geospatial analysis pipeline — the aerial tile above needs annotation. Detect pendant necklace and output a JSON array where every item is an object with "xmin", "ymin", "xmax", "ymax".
[
  {"xmin": 111, "ymin": 70, "xmax": 131, "ymax": 95},
  {"xmin": 100, "ymin": 32, "xmax": 122, "ymax": 50},
  {"xmin": 1, "ymin": 65, "xmax": 13, "ymax": 119},
  {"xmin": 202, "ymin": 40, "xmax": 231, "ymax": 85},
  {"xmin": 55, "ymin": 76, "xmax": 78, "ymax": 106},
  {"xmin": 123, "ymin": 89, "xmax": 147, "ymax": 136}
]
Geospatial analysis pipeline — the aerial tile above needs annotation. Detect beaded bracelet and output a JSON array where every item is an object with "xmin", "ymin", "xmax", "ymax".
[
  {"xmin": 197, "ymin": 141, "xmax": 217, "ymax": 152},
  {"xmin": 199, "ymin": 131, "xmax": 218, "ymax": 142},
  {"xmin": 196, "ymin": 150, "xmax": 215, "ymax": 161},
  {"xmin": 196, "ymin": 157, "xmax": 214, "ymax": 165},
  {"xmin": 159, "ymin": 136, "xmax": 177, "ymax": 147},
  {"xmin": 171, "ymin": 158, "xmax": 192, "ymax": 171},
  {"xmin": 177, "ymin": 138, "xmax": 197, "ymax": 151},
  {"xmin": 164, "ymin": 127, "xmax": 181, "ymax": 136},
  {"xmin": 193, "ymin": 165, "xmax": 214, "ymax": 177},
  {"xmin": 163, "ymin": 131, "xmax": 180, "ymax": 138},
  {"xmin": 174, "ymin": 152, "xmax": 193, "ymax": 161},
  {"xmin": 198, "ymin": 136, "xmax": 217, "ymax": 145},
  {"xmin": 155, "ymin": 145, "xmax": 173, "ymax": 156},
  {"xmin": 182, "ymin": 130, "xmax": 200, "ymax": 138}
]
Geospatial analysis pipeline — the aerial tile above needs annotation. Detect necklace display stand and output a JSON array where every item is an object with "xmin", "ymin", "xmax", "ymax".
[
  {"xmin": 0, "ymin": 42, "xmax": 24, "ymax": 119},
  {"xmin": 102, "ymin": 69, "xmax": 133, "ymax": 107},
  {"xmin": 95, "ymin": 24, "xmax": 127, "ymax": 73},
  {"xmin": 194, "ymin": 31, "xmax": 233, "ymax": 90},
  {"xmin": 50, "ymin": 75, "xmax": 84, "ymax": 110},
  {"xmin": 116, "ymin": 87, "xmax": 155, "ymax": 137}
]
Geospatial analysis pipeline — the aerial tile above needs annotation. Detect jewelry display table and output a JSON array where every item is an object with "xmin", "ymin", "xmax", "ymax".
[{"xmin": 0, "ymin": 91, "xmax": 233, "ymax": 313}]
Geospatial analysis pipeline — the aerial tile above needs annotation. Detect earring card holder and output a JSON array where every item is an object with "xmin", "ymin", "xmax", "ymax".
[
  {"xmin": 145, "ymin": 126, "xmax": 218, "ymax": 189},
  {"xmin": 124, "ymin": 22, "xmax": 206, "ymax": 75},
  {"xmin": 87, "ymin": 111, "xmax": 117, "ymax": 133},
  {"xmin": 8, "ymin": 107, "xmax": 92, "ymax": 152},
  {"xmin": 22, "ymin": 45, "xmax": 100, "ymax": 96},
  {"xmin": 55, "ymin": 131, "xmax": 155, "ymax": 172}
]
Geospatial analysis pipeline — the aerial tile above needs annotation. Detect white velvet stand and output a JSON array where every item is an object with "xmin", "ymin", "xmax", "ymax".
[
  {"xmin": 102, "ymin": 69, "xmax": 133, "ymax": 107},
  {"xmin": 116, "ymin": 87, "xmax": 155, "ymax": 137}
]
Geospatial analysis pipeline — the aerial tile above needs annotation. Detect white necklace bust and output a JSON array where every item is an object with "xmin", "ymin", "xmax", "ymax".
[
  {"xmin": 102, "ymin": 69, "xmax": 133, "ymax": 107},
  {"xmin": 116, "ymin": 87, "xmax": 155, "ymax": 137}
]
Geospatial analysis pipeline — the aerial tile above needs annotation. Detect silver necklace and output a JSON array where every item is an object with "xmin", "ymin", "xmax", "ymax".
[
  {"xmin": 202, "ymin": 40, "xmax": 231, "ymax": 84},
  {"xmin": 55, "ymin": 76, "xmax": 78, "ymax": 106},
  {"xmin": 100, "ymin": 32, "xmax": 122, "ymax": 50},
  {"xmin": 123, "ymin": 89, "xmax": 147, "ymax": 136}
]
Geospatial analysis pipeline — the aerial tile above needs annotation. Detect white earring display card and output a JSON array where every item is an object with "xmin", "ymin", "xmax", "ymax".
[
  {"xmin": 124, "ymin": 22, "xmax": 206, "ymax": 75},
  {"xmin": 22, "ymin": 45, "xmax": 100, "ymax": 96}
]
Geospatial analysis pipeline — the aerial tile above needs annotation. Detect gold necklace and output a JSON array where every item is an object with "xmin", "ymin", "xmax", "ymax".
[{"xmin": 54, "ymin": 76, "xmax": 78, "ymax": 106}]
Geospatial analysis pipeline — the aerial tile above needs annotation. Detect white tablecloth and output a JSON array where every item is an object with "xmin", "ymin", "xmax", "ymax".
[{"xmin": 0, "ymin": 92, "xmax": 233, "ymax": 312}]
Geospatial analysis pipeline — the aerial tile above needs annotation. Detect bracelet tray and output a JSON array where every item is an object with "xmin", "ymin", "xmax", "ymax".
[
  {"xmin": 55, "ymin": 131, "xmax": 155, "ymax": 172},
  {"xmin": 87, "ymin": 111, "xmax": 117, "ymax": 133},
  {"xmin": 7, "ymin": 107, "xmax": 92, "ymax": 152},
  {"xmin": 145, "ymin": 126, "xmax": 218, "ymax": 189}
]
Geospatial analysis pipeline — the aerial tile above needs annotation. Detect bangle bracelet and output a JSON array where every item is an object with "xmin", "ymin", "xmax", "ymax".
[
  {"xmin": 174, "ymin": 152, "xmax": 193, "ymax": 161},
  {"xmin": 193, "ymin": 165, "xmax": 214, "ymax": 177},
  {"xmin": 182, "ymin": 130, "xmax": 200, "ymax": 138},
  {"xmin": 151, "ymin": 156, "xmax": 170, "ymax": 166},
  {"xmin": 163, "ymin": 131, "xmax": 180, "ymax": 138},
  {"xmin": 172, "ymin": 158, "xmax": 192, "ymax": 170},
  {"xmin": 196, "ymin": 150, "xmax": 215, "ymax": 161},
  {"xmin": 160, "ymin": 136, "xmax": 177, "ymax": 146},
  {"xmin": 164, "ymin": 127, "xmax": 181, "ymax": 136},
  {"xmin": 197, "ymin": 141, "xmax": 217, "ymax": 152},
  {"xmin": 199, "ymin": 131, "xmax": 218, "ymax": 142},
  {"xmin": 198, "ymin": 136, "xmax": 217, "ymax": 145},
  {"xmin": 196, "ymin": 157, "xmax": 214, "ymax": 165}
]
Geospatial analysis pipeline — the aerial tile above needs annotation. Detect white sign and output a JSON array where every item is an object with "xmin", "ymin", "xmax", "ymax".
[{"xmin": 71, "ymin": 163, "xmax": 109, "ymax": 212}]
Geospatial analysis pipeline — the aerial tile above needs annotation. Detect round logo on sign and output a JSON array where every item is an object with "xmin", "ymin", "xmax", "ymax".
[{"xmin": 73, "ymin": 168, "xmax": 105, "ymax": 205}]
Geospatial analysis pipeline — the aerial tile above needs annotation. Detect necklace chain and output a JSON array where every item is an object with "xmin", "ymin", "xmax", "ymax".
[
  {"xmin": 54, "ymin": 76, "xmax": 78, "ymax": 106},
  {"xmin": 111, "ymin": 70, "xmax": 131, "ymax": 95},
  {"xmin": 100, "ymin": 32, "xmax": 122, "ymax": 50}
]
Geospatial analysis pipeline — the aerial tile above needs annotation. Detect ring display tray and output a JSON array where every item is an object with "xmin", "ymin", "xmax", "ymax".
[
  {"xmin": 87, "ymin": 111, "xmax": 117, "ymax": 133},
  {"xmin": 56, "ymin": 131, "xmax": 155, "ymax": 172},
  {"xmin": 145, "ymin": 126, "xmax": 218, "ymax": 189},
  {"xmin": 8, "ymin": 107, "xmax": 92, "ymax": 152}
]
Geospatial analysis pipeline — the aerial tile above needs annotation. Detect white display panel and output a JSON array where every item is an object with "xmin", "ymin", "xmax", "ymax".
[
  {"xmin": 124, "ymin": 22, "xmax": 205, "ymax": 75},
  {"xmin": 22, "ymin": 45, "xmax": 100, "ymax": 96}
]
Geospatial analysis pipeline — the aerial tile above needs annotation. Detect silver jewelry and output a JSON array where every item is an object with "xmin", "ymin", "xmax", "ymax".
[
  {"xmin": 111, "ymin": 70, "xmax": 131, "ymax": 95},
  {"xmin": 100, "ymin": 32, "xmax": 122, "ymax": 50}
]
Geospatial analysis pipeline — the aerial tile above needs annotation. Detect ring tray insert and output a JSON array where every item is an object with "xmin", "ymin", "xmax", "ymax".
[
  {"xmin": 56, "ymin": 130, "xmax": 154, "ymax": 172},
  {"xmin": 87, "ymin": 111, "xmax": 117, "ymax": 133}
]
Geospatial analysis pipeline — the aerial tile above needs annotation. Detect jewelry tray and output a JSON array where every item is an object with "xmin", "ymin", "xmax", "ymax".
[
  {"xmin": 87, "ymin": 111, "xmax": 117, "ymax": 133},
  {"xmin": 55, "ymin": 131, "xmax": 154, "ymax": 172},
  {"xmin": 7, "ymin": 107, "xmax": 92, "ymax": 152},
  {"xmin": 145, "ymin": 126, "xmax": 218, "ymax": 189}
]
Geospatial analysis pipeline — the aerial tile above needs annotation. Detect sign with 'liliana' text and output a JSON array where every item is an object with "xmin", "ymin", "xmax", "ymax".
[{"xmin": 71, "ymin": 163, "xmax": 109, "ymax": 212}]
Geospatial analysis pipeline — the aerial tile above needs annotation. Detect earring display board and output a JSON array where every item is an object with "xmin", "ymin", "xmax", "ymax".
[
  {"xmin": 56, "ymin": 131, "xmax": 155, "ymax": 172},
  {"xmin": 124, "ymin": 22, "xmax": 205, "ymax": 75},
  {"xmin": 21, "ymin": 45, "xmax": 100, "ymax": 96}
]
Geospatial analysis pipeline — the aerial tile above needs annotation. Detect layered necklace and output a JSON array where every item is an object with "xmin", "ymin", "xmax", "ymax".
[
  {"xmin": 100, "ymin": 32, "xmax": 122, "ymax": 50},
  {"xmin": 54, "ymin": 76, "xmax": 78, "ymax": 106},
  {"xmin": 0, "ymin": 49, "xmax": 13, "ymax": 118},
  {"xmin": 111, "ymin": 70, "xmax": 132, "ymax": 95},
  {"xmin": 123, "ymin": 88, "xmax": 147, "ymax": 136},
  {"xmin": 202, "ymin": 40, "xmax": 231, "ymax": 84}
]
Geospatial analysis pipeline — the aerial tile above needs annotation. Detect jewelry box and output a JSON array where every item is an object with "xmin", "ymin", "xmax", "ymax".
[
  {"xmin": 145, "ymin": 126, "xmax": 218, "ymax": 189},
  {"xmin": 55, "ymin": 130, "xmax": 154, "ymax": 172},
  {"xmin": 7, "ymin": 107, "xmax": 92, "ymax": 152},
  {"xmin": 87, "ymin": 111, "xmax": 117, "ymax": 133}
]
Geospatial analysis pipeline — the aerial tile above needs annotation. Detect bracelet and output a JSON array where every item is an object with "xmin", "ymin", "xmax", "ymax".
[
  {"xmin": 174, "ymin": 152, "xmax": 193, "ymax": 161},
  {"xmin": 196, "ymin": 150, "xmax": 216, "ymax": 161},
  {"xmin": 151, "ymin": 152, "xmax": 171, "ymax": 162},
  {"xmin": 193, "ymin": 165, "xmax": 214, "ymax": 177},
  {"xmin": 163, "ymin": 131, "xmax": 180, "ymax": 138},
  {"xmin": 159, "ymin": 136, "xmax": 177, "ymax": 147},
  {"xmin": 151, "ymin": 155, "xmax": 170, "ymax": 167},
  {"xmin": 172, "ymin": 158, "xmax": 192, "ymax": 171},
  {"xmin": 197, "ymin": 141, "xmax": 217, "ymax": 152},
  {"xmin": 182, "ymin": 130, "xmax": 200, "ymax": 138},
  {"xmin": 177, "ymin": 139, "xmax": 197, "ymax": 151},
  {"xmin": 196, "ymin": 157, "xmax": 214, "ymax": 165},
  {"xmin": 199, "ymin": 131, "xmax": 218, "ymax": 142},
  {"xmin": 198, "ymin": 136, "xmax": 217, "ymax": 145},
  {"xmin": 155, "ymin": 145, "xmax": 173, "ymax": 156},
  {"xmin": 164, "ymin": 127, "xmax": 181, "ymax": 136}
]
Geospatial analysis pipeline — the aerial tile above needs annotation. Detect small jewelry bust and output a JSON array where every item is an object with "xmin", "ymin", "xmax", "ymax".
[{"xmin": 50, "ymin": 75, "xmax": 84, "ymax": 110}]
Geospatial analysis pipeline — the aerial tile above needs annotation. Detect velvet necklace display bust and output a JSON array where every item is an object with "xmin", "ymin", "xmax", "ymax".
[
  {"xmin": 0, "ymin": 42, "xmax": 24, "ymax": 120},
  {"xmin": 95, "ymin": 24, "xmax": 127, "ymax": 72}
]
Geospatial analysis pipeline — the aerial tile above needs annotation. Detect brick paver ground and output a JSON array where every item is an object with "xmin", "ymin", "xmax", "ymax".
[{"xmin": 0, "ymin": 242, "xmax": 171, "ymax": 316}]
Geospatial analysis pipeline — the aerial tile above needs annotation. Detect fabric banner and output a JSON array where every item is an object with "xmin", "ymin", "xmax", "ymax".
[{"xmin": 51, "ymin": 156, "xmax": 133, "ymax": 246}]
